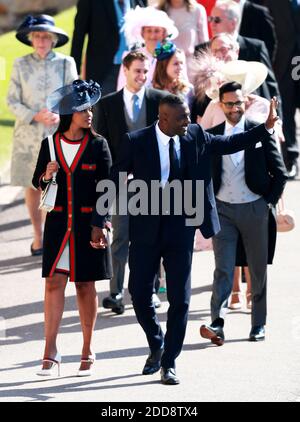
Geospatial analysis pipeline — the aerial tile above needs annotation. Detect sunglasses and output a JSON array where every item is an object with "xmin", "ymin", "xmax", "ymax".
[
  {"xmin": 208, "ymin": 16, "xmax": 222, "ymax": 24},
  {"xmin": 221, "ymin": 101, "xmax": 244, "ymax": 109}
]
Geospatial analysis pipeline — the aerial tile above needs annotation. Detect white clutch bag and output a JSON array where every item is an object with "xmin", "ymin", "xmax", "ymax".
[{"xmin": 39, "ymin": 135, "xmax": 58, "ymax": 213}]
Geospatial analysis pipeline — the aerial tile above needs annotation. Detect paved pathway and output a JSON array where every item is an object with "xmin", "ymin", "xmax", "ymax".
[{"xmin": 0, "ymin": 174, "xmax": 299, "ymax": 402}]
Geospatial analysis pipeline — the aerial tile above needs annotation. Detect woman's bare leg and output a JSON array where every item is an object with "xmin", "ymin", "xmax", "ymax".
[
  {"xmin": 25, "ymin": 187, "xmax": 43, "ymax": 250},
  {"xmin": 75, "ymin": 281, "xmax": 98, "ymax": 370},
  {"xmin": 42, "ymin": 273, "xmax": 68, "ymax": 368}
]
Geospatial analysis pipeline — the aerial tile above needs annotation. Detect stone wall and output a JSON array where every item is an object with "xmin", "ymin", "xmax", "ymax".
[{"xmin": 0, "ymin": 0, "xmax": 77, "ymax": 34}]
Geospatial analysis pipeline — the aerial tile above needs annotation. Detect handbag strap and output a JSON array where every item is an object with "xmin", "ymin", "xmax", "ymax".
[
  {"xmin": 48, "ymin": 135, "xmax": 57, "ymax": 182},
  {"xmin": 277, "ymin": 197, "xmax": 284, "ymax": 213}
]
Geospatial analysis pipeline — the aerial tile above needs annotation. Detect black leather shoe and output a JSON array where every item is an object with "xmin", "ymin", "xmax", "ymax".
[
  {"xmin": 142, "ymin": 348, "xmax": 163, "ymax": 375},
  {"xmin": 161, "ymin": 367, "xmax": 180, "ymax": 385},
  {"xmin": 200, "ymin": 324, "xmax": 225, "ymax": 346},
  {"xmin": 249, "ymin": 325, "xmax": 265, "ymax": 341},
  {"xmin": 102, "ymin": 294, "xmax": 125, "ymax": 314}
]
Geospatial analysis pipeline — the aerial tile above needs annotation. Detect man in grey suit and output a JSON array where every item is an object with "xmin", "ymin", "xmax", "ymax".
[
  {"xmin": 200, "ymin": 82, "xmax": 287, "ymax": 345},
  {"xmin": 96, "ymin": 51, "xmax": 167, "ymax": 313}
]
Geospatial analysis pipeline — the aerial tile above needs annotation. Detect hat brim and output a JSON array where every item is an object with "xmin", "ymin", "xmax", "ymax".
[
  {"xmin": 47, "ymin": 84, "xmax": 101, "ymax": 115},
  {"xmin": 221, "ymin": 60, "xmax": 268, "ymax": 96},
  {"xmin": 16, "ymin": 25, "xmax": 69, "ymax": 47},
  {"xmin": 124, "ymin": 6, "xmax": 178, "ymax": 46},
  {"xmin": 206, "ymin": 60, "xmax": 268, "ymax": 100}
]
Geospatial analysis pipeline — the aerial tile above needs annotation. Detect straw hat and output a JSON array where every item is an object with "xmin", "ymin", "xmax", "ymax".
[{"xmin": 206, "ymin": 60, "xmax": 268, "ymax": 100}]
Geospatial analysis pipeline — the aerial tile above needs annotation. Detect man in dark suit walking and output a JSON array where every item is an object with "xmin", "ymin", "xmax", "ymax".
[
  {"xmin": 235, "ymin": 0, "xmax": 277, "ymax": 61},
  {"xmin": 71, "ymin": 0, "xmax": 147, "ymax": 96},
  {"xmin": 265, "ymin": 0, "xmax": 300, "ymax": 179},
  {"xmin": 208, "ymin": 0, "xmax": 280, "ymax": 103},
  {"xmin": 96, "ymin": 51, "xmax": 167, "ymax": 313},
  {"xmin": 200, "ymin": 82, "xmax": 287, "ymax": 346},
  {"xmin": 100, "ymin": 94, "xmax": 279, "ymax": 384}
]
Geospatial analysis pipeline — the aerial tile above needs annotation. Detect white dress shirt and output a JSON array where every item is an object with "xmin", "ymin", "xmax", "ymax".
[
  {"xmin": 123, "ymin": 86, "xmax": 145, "ymax": 121},
  {"xmin": 155, "ymin": 122, "xmax": 181, "ymax": 188},
  {"xmin": 225, "ymin": 116, "xmax": 245, "ymax": 167}
]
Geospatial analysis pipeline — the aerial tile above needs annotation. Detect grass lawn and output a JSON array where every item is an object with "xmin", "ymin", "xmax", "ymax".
[{"xmin": 0, "ymin": 7, "xmax": 77, "ymax": 170}]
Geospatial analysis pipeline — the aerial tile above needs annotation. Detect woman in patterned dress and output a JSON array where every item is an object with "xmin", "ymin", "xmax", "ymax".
[
  {"xmin": 7, "ymin": 15, "xmax": 77, "ymax": 255},
  {"xmin": 32, "ymin": 80, "xmax": 112, "ymax": 377}
]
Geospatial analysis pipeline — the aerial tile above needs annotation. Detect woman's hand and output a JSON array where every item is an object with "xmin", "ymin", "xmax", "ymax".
[
  {"xmin": 34, "ymin": 109, "xmax": 59, "ymax": 127},
  {"xmin": 45, "ymin": 161, "xmax": 59, "ymax": 180},
  {"xmin": 90, "ymin": 226, "xmax": 108, "ymax": 249}
]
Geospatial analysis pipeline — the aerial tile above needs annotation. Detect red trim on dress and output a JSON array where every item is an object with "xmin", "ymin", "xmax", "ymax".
[
  {"xmin": 69, "ymin": 231, "xmax": 76, "ymax": 282},
  {"xmin": 49, "ymin": 132, "xmax": 90, "ymax": 282},
  {"xmin": 49, "ymin": 231, "xmax": 70, "ymax": 277},
  {"xmin": 70, "ymin": 132, "xmax": 89, "ymax": 172},
  {"xmin": 55, "ymin": 269, "xmax": 70, "ymax": 275},
  {"xmin": 81, "ymin": 164, "xmax": 96, "ymax": 170},
  {"xmin": 53, "ymin": 206, "xmax": 63, "ymax": 212},
  {"xmin": 81, "ymin": 207, "xmax": 94, "ymax": 213},
  {"xmin": 60, "ymin": 134, "xmax": 82, "ymax": 144}
]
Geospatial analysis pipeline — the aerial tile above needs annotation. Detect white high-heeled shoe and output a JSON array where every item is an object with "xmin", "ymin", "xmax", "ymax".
[
  {"xmin": 36, "ymin": 352, "xmax": 61, "ymax": 377},
  {"xmin": 77, "ymin": 353, "xmax": 96, "ymax": 377}
]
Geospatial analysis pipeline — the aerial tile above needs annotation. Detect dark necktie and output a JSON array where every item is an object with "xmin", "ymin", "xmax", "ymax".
[
  {"xmin": 168, "ymin": 138, "xmax": 181, "ymax": 182},
  {"xmin": 118, "ymin": 0, "xmax": 125, "ymax": 15}
]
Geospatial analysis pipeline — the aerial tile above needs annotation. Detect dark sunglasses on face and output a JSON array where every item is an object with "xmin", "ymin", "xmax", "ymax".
[
  {"xmin": 221, "ymin": 101, "xmax": 244, "ymax": 109},
  {"xmin": 208, "ymin": 16, "xmax": 222, "ymax": 24}
]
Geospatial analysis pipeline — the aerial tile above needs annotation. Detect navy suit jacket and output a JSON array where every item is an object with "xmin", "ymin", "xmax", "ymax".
[
  {"xmin": 105, "ymin": 122, "xmax": 272, "ymax": 244},
  {"xmin": 71, "ymin": 0, "xmax": 147, "ymax": 83}
]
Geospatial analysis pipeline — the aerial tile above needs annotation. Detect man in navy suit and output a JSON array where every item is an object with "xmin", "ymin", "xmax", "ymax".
[{"xmin": 94, "ymin": 94, "xmax": 278, "ymax": 385}]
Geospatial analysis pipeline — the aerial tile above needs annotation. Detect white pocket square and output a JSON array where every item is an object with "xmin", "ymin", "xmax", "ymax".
[{"xmin": 255, "ymin": 142, "xmax": 262, "ymax": 148}]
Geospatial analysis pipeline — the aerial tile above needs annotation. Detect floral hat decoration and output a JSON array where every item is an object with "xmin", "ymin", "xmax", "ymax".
[
  {"xmin": 47, "ymin": 80, "xmax": 101, "ymax": 115},
  {"xmin": 154, "ymin": 40, "xmax": 177, "ymax": 61}
]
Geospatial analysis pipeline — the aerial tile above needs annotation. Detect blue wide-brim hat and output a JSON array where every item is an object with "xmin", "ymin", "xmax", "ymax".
[
  {"xmin": 47, "ymin": 80, "xmax": 102, "ymax": 115},
  {"xmin": 16, "ymin": 14, "xmax": 69, "ymax": 48}
]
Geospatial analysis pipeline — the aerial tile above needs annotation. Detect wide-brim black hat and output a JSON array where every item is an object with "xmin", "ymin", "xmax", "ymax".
[
  {"xmin": 47, "ymin": 80, "xmax": 102, "ymax": 115},
  {"xmin": 16, "ymin": 14, "xmax": 69, "ymax": 48}
]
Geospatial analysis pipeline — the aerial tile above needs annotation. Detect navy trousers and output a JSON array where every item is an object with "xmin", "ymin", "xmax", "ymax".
[{"xmin": 128, "ymin": 216, "xmax": 195, "ymax": 369}]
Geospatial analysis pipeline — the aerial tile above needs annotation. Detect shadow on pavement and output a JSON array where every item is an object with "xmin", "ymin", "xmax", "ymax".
[
  {"xmin": 0, "ymin": 255, "xmax": 42, "ymax": 275},
  {"xmin": 0, "ymin": 372, "xmax": 159, "ymax": 401},
  {"xmin": 0, "ymin": 285, "xmax": 212, "ymax": 346}
]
